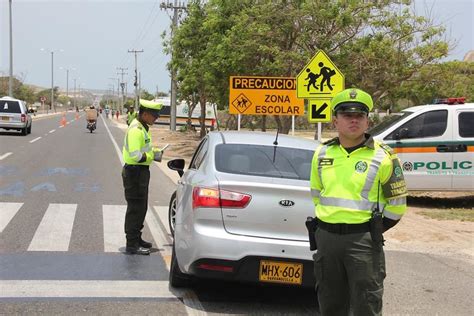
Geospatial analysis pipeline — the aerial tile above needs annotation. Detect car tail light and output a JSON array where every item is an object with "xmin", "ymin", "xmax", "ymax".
[
  {"xmin": 192, "ymin": 187, "xmax": 251, "ymax": 210},
  {"xmin": 197, "ymin": 263, "xmax": 234, "ymax": 273},
  {"xmin": 21, "ymin": 114, "xmax": 26, "ymax": 122}
]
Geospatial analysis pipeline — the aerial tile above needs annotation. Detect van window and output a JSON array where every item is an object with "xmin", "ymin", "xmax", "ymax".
[
  {"xmin": 459, "ymin": 112, "xmax": 474, "ymax": 137},
  {"xmin": 0, "ymin": 101, "xmax": 22, "ymax": 113},
  {"xmin": 215, "ymin": 144, "xmax": 314, "ymax": 180},
  {"xmin": 386, "ymin": 110, "xmax": 448, "ymax": 140}
]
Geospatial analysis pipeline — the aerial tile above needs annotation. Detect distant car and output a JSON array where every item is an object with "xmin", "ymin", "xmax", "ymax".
[
  {"xmin": 167, "ymin": 131, "xmax": 319, "ymax": 288},
  {"xmin": 0, "ymin": 96, "xmax": 32, "ymax": 135}
]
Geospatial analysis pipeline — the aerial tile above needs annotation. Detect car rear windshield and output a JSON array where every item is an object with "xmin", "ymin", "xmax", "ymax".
[
  {"xmin": 215, "ymin": 144, "xmax": 315, "ymax": 180},
  {"xmin": 0, "ymin": 101, "xmax": 21, "ymax": 113}
]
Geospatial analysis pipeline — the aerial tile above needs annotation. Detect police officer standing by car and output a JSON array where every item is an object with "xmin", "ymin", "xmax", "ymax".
[
  {"xmin": 309, "ymin": 88, "xmax": 407, "ymax": 315},
  {"xmin": 122, "ymin": 99, "xmax": 164, "ymax": 255}
]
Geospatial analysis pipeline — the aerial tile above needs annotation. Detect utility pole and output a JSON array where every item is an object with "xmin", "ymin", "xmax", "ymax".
[
  {"xmin": 160, "ymin": 0, "xmax": 187, "ymax": 131},
  {"xmin": 73, "ymin": 78, "xmax": 77, "ymax": 110},
  {"xmin": 8, "ymin": 0, "xmax": 13, "ymax": 97},
  {"xmin": 128, "ymin": 49, "xmax": 143, "ymax": 110},
  {"xmin": 117, "ymin": 67, "xmax": 128, "ymax": 112},
  {"xmin": 50, "ymin": 51, "xmax": 54, "ymax": 112}
]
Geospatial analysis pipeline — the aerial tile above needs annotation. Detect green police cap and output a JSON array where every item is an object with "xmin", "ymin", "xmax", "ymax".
[
  {"xmin": 331, "ymin": 88, "xmax": 373, "ymax": 114},
  {"xmin": 139, "ymin": 99, "xmax": 163, "ymax": 110}
]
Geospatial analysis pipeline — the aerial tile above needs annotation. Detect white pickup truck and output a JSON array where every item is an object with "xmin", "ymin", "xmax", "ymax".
[{"xmin": 370, "ymin": 98, "xmax": 473, "ymax": 191}]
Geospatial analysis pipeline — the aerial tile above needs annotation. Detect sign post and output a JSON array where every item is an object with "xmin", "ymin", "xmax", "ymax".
[{"xmin": 296, "ymin": 50, "xmax": 345, "ymax": 141}]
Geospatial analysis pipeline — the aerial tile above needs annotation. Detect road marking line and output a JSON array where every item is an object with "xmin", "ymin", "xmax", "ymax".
[
  {"xmin": 28, "ymin": 203, "xmax": 77, "ymax": 251},
  {"xmin": 29, "ymin": 137, "xmax": 41, "ymax": 143},
  {"xmin": 146, "ymin": 207, "xmax": 173, "ymax": 268},
  {"xmin": 0, "ymin": 280, "xmax": 177, "ymax": 298},
  {"xmin": 103, "ymin": 205, "xmax": 127, "ymax": 252},
  {"xmin": 59, "ymin": 125, "xmax": 64, "ymax": 128},
  {"xmin": 0, "ymin": 152, "xmax": 12, "ymax": 160},
  {"xmin": 49, "ymin": 129, "xmax": 55, "ymax": 133},
  {"xmin": 0, "ymin": 202, "xmax": 23, "ymax": 233},
  {"xmin": 102, "ymin": 114, "xmax": 123, "ymax": 165}
]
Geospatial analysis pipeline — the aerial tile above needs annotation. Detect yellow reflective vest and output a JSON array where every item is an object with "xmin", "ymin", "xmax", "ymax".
[
  {"xmin": 310, "ymin": 137, "xmax": 407, "ymax": 224},
  {"xmin": 122, "ymin": 118, "xmax": 153, "ymax": 166}
]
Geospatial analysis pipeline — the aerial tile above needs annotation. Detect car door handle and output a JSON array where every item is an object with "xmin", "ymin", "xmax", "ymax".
[
  {"xmin": 453, "ymin": 144, "xmax": 467, "ymax": 152},
  {"xmin": 436, "ymin": 145, "xmax": 450, "ymax": 152}
]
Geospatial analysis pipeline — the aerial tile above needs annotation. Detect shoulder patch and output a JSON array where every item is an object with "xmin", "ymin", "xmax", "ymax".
[{"xmin": 381, "ymin": 158, "xmax": 407, "ymax": 198}]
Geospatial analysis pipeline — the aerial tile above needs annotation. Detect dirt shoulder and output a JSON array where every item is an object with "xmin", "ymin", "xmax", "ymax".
[{"xmin": 115, "ymin": 120, "xmax": 474, "ymax": 262}]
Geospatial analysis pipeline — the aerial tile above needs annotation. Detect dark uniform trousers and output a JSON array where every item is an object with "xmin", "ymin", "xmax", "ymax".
[
  {"xmin": 122, "ymin": 164, "xmax": 150, "ymax": 247},
  {"xmin": 313, "ymin": 228, "xmax": 386, "ymax": 316}
]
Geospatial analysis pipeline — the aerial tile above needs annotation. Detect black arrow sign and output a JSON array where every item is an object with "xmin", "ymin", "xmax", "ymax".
[{"xmin": 311, "ymin": 102, "xmax": 328, "ymax": 119}]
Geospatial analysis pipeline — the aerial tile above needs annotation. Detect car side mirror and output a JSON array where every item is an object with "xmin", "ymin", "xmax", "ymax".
[
  {"xmin": 394, "ymin": 127, "xmax": 409, "ymax": 140},
  {"xmin": 168, "ymin": 159, "xmax": 185, "ymax": 177}
]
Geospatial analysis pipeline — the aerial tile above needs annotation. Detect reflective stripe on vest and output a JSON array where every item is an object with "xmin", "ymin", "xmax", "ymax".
[{"xmin": 123, "ymin": 121, "xmax": 152, "ymax": 164}]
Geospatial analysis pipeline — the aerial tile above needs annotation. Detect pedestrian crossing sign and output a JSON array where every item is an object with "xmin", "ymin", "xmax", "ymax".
[{"xmin": 296, "ymin": 50, "xmax": 344, "ymax": 99}]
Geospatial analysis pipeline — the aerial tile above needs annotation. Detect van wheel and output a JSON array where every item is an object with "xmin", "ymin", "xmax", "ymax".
[
  {"xmin": 168, "ymin": 191, "xmax": 177, "ymax": 237},
  {"xmin": 169, "ymin": 244, "xmax": 192, "ymax": 288},
  {"xmin": 21, "ymin": 127, "xmax": 27, "ymax": 136}
]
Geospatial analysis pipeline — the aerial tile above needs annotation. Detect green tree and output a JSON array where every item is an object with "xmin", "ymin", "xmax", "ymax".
[
  {"xmin": 167, "ymin": 0, "xmax": 450, "ymax": 134},
  {"xmin": 394, "ymin": 61, "xmax": 474, "ymax": 106}
]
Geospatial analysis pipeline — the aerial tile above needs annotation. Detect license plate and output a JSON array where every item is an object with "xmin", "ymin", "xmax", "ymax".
[
  {"xmin": 1, "ymin": 116, "xmax": 9, "ymax": 121},
  {"xmin": 259, "ymin": 260, "xmax": 303, "ymax": 285}
]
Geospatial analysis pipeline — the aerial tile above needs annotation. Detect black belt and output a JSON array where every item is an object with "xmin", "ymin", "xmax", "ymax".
[
  {"xmin": 124, "ymin": 164, "xmax": 149, "ymax": 169},
  {"xmin": 318, "ymin": 220, "xmax": 370, "ymax": 235}
]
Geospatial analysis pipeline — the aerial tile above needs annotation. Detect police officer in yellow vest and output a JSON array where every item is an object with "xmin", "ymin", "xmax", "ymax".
[
  {"xmin": 127, "ymin": 107, "xmax": 137, "ymax": 126},
  {"xmin": 310, "ymin": 88, "xmax": 407, "ymax": 315},
  {"xmin": 122, "ymin": 99, "xmax": 163, "ymax": 255}
]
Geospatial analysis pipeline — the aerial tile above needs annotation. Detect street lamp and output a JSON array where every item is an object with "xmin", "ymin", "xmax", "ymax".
[
  {"xmin": 8, "ymin": 0, "xmax": 13, "ymax": 97},
  {"xmin": 40, "ymin": 48, "xmax": 63, "ymax": 113}
]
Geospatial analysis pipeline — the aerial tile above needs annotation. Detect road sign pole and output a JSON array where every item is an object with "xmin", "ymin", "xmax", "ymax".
[
  {"xmin": 291, "ymin": 115, "xmax": 295, "ymax": 136},
  {"xmin": 237, "ymin": 114, "xmax": 241, "ymax": 131},
  {"xmin": 317, "ymin": 122, "xmax": 322, "ymax": 142}
]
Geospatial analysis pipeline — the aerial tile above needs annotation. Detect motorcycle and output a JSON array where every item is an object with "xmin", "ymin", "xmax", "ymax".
[{"xmin": 87, "ymin": 120, "xmax": 97, "ymax": 133}]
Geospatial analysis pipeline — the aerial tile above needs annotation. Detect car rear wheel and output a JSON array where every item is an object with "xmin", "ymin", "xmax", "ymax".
[
  {"xmin": 21, "ymin": 127, "xmax": 27, "ymax": 136},
  {"xmin": 168, "ymin": 191, "xmax": 177, "ymax": 237},
  {"xmin": 169, "ymin": 243, "xmax": 192, "ymax": 288},
  {"xmin": 27, "ymin": 124, "xmax": 31, "ymax": 134}
]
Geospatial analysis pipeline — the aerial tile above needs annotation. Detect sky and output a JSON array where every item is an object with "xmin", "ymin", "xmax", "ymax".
[{"xmin": 1, "ymin": 0, "xmax": 473, "ymax": 96}]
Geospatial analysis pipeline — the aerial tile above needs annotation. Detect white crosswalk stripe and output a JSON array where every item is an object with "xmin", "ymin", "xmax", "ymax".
[
  {"xmin": 28, "ymin": 203, "xmax": 77, "ymax": 251},
  {"xmin": 103, "ymin": 204, "xmax": 127, "ymax": 252},
  {"xmin": 0, "ymin": 202, "xmax": 23, "ymax": 233},
  {"xmin": 0, "ymin": 202, "xmax": 171, "ymax": 253}
]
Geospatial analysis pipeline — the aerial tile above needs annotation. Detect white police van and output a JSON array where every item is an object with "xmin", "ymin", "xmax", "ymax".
[{"xmin": 370, "ymin": 97, "xmax": 473, "ymax": 191}]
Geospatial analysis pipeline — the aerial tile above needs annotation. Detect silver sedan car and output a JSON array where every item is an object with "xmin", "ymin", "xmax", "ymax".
[{"xmin": 167, "ymin": 131, "xmax": 319, "ymax": 288}]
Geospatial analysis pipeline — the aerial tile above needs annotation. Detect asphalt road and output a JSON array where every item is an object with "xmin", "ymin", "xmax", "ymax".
[{"xmin": 0, "ymin": 112, "xmax": 472, "ymax": 315}]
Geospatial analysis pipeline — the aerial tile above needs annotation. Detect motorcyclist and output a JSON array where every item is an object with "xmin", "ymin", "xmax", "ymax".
[{"xmin": 85, "ymin": 105, "xmax": 98, "ymax": 130}]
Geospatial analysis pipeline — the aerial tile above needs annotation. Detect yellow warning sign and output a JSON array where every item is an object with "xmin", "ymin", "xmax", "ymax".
[
  {"xmin": 308, "ymin": 99, "xmax": 332, "ymax": 123},
  {"xmin": 229, "ymin": 76, "xmax": 304, "ymax": 116},
  {"xmin": 296, "ymin": 50, "xmax": 344, "ymax": 99}
]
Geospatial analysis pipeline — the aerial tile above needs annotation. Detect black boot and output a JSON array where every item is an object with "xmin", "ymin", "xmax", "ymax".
[{"xmin": 139, "ymin": 238, "xmax": 153, "ymax": 249}]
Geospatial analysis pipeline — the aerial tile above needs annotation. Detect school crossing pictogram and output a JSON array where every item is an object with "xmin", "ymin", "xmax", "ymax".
[{"xmin": 296, "ymin": 50, "xmax": 344, "ymax": 99}]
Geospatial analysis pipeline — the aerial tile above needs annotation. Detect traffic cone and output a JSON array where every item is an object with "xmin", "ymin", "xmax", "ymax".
[{"xmin": 60, "ymin": 114, "xmax": 67, "ymax": 127}]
